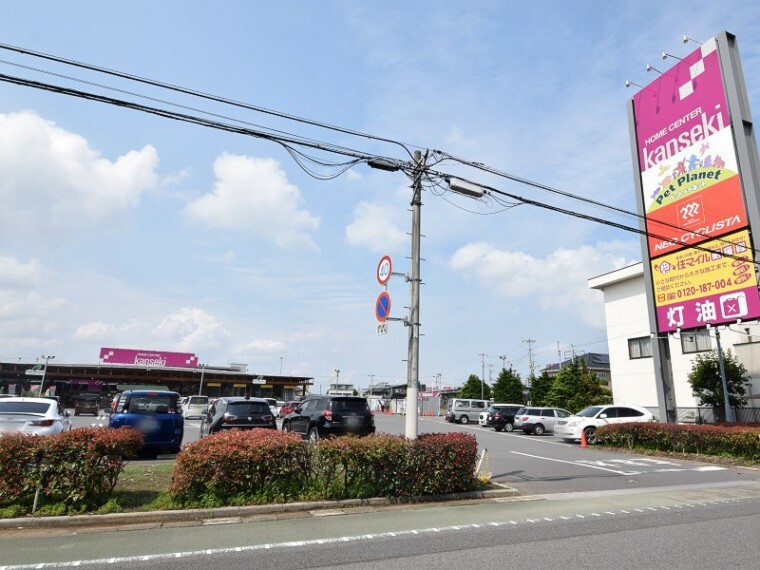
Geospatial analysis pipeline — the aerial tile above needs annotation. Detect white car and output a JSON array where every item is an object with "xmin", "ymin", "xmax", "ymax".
[
  {"xmin": 0, "ymin": 397, "xmax": 73, "ymax": 436},
  {"xmin": 182, "ymin": 395, "xmax": 210, "ymax": 419},
  {"xmin": 555, "ymin": 404, "xmax": 654, "ymax": 444}
]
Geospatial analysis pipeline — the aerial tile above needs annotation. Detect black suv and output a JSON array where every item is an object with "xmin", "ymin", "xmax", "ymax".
[
  {"xmin": 491, "ymin": 405, "xmax": 525, "ymax": 432},
  {"xmin": 200, "ymin": 397, "xmax": 276, "ymax": 437},
  {"xmin": 282, "ymin": 395, "xmax": 375, "ymax": 442}
]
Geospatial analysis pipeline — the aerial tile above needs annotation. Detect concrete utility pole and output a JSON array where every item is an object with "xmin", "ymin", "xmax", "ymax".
[
  {"xmin": 480, "ymin": 352, "xmax": 486, "ymax": 399},
  {"xmin": 405, "ymin": 150, "xmax": 426, "ymax": 440},
  {"xmin": 714, "ymin": 328, "xmax": 735, "ymax": 423}
]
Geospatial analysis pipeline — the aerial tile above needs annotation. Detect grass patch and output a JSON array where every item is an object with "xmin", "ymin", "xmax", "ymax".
[{"xmin": 110, "ymin": 464, "xmax": 177, "ymax": 512}]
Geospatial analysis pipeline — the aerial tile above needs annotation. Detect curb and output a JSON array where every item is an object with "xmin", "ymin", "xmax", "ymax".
[{"xmin": 0, "ymin": 487, "xmax": 520, "ymax": 531}]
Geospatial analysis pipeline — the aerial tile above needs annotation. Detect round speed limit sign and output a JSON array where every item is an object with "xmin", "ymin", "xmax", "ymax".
[{"xmin": 376, "ymin": 255, "xmax": 392, "ymax": 285}]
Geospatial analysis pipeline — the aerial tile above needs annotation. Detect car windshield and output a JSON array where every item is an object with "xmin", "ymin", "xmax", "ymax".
[
  {"xmin": 227, "ymin": 402, "xmax": 270, "ymax": 415},
  {"xmin": 76, "ymin": 394, "xmax": 98, "ymax": 401},
  {"xmin": 0, "ymin": 401, "xmax": 51, "ymax": 414},
  {"xmin": 188, "ymin": 396, "xmax": 208, "ymax": 405},
  {"xmin": 576, "ymin": 406, "xmax": 604, "ymax": 417},
  {"xmin": 126, "ymin": 395, "xmax": 174, "ymax": 414},
  {"xmin": 331, "ymin": 399, "xmax": 368, "ymax": 412}
]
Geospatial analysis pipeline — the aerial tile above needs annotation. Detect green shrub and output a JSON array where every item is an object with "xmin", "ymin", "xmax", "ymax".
[
  {"xmin": 597, "ymin": 422, "xmax": 760, "ymax": 461},
  {"xmin": 0, "ymin": 427, "xmax": 143, "ymax": 513},
  {"xmin": 168, "ymin": 429, "xmax": 309, "ymax": 505}
]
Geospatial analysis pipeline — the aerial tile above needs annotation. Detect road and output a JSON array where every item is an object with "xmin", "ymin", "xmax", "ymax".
[
  {"xmin": 3, "ymin": 480, "xmax": 760, "ymax": 568},
  {"xmin": 4, "ymin": 411, "xmax": 760, "ymax": 568}
]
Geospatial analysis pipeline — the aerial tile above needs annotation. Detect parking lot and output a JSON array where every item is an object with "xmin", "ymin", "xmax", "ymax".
[{"xmin": 67, "ymin": 407, "xmax": 760, "ymax": 497}]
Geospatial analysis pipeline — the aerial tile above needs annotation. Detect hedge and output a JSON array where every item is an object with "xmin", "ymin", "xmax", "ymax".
[
  {"xmin": 597, "ymin": 422, "xmax": 760, "ymax": 461},
  {"xmin": 0, "ymin": 427, "xmax": 143, "ymax": 512},
  {"xmin": 169, "ymin": 430, "xmax": 479, "ymax": 506}
]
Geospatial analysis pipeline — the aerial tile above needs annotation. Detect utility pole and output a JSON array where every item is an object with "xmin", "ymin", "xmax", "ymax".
[
  {"xmin": 714, "ymin": 328, "xmax": 735, "ymax": 422},
  {"xmin": 480, "ymin": 352, "xmax": 486, "ymax": 400},
  {"xmin": 499, "ymin": 355, "xmax": 507, "ymax": 371},
  {"xmin": 38, "ymin": 354, "xmax": 55, "ymax": 397},
  {"xmin": 405, "ymin": 149, "xmax": 426, "ymax": 440},
  {"xmin": 368, "ymin": 373, "xmax": 375, "ymax": 396},
  {"xmin": 524, "ymin": 338, "xmax": 536, "ymax": 386}
]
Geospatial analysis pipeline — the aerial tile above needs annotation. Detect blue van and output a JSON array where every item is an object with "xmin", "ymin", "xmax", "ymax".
[{"xmin": 109, "ymin": 390, "xmax": 184, "ymax": 455}]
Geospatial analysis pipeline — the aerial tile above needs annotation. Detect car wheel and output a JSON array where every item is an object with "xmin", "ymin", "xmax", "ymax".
[
  {"xmin": 282, "ymin": 421, "xmax": 290, "ymax": 432},
  {"xmin": 533, "ymin": 424, "xmax": 545, "ymax": 436},
  {"xmin": 308, "ymin": 427, "xmax": 320, "ymax": 443},
  {"xmin": 494, "ymin": 425, "xmax": 503, "ymax": 432},
  {"xmin": 459, "ymin": 415, "xmax": 469, "ymax": 425},
  {"xmin": 505, "ymin": 422, "xmax": 514, "ymax": 432},
  {"xmin": 584, "ymin": 426, "xmax": 597, "ymax": 444}
]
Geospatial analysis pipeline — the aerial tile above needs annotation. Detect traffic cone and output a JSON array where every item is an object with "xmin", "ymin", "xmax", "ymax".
[{"xmin": 580, "ymin": 429, "xmax": 588, "ymax": 448}]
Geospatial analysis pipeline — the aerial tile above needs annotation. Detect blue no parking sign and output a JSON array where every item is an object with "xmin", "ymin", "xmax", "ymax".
[{"xmin": 375, "ymin": 291, "xmax": 391, "ymax": 322}]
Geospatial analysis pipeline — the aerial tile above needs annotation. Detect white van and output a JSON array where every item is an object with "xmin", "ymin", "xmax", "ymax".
[
  {"xmin": 182, "ymin": 395, "xmax": 210, "ymax": 419},
  {"xmin": 445, "ymin": 398, "xmax": 490, "ymax": 424}
]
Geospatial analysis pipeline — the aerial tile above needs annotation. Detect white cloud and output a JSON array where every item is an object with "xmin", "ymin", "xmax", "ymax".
[
  {"xmin": 345, "ymin": 201, "xmax": 407, "ymax": 253},
  {"xmin": 0, "ymin": 256, "xmax": 42, "ymax": 288},
  {"xmin": 156, "ymin": 308, "xmax": 227, "ymax": 351},
  {"xmin": 0, "ymin": 111, "xmax": 158, "ymax": 238},
  {"xmin": 236, "ymin": 339, "xmax": 286, "ymax": 353},
  {"xmin": 184, "ymin": 153, "xmax": 320, "ymax": 250},
  {"xmin": 450, "ymin": 241, "xmax": 632, "ymax": 326}
]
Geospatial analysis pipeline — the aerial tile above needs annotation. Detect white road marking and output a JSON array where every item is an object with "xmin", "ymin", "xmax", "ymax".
[{"xmin": 510, "ymin": 451, "xmax": 641, "ymax": 475}]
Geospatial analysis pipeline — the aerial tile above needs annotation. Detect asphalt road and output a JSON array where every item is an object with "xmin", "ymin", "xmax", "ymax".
[{"xmin": 3, "ymin": 479, "xmax": 760, "ymax": 568}]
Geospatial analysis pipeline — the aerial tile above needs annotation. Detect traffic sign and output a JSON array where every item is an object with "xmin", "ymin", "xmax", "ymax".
[
  {"xmin": 376, "ymin": 255, "xmax": 392, "ymax": 286},
  {"xmin": 375, "ymin": 291, "xmax": 391, "ymax": 322},
  {"xmin": 376, "ymin": 322, "xmax": 388, "ymax": 335}
]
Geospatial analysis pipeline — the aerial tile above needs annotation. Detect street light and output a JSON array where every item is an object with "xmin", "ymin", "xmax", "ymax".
[
  {"xmin": 500, "ymin": 355, "xmax": 507, "ymax": 371},
  {"xmin": 38, "ymin": 355, "xmax": 55, "ymax": 397}
]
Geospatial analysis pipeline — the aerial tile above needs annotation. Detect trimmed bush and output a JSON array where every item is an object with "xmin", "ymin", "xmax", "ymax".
[
  {"xmin": 170, "ymin": 430, "xmax": 479, "ymax": 506},
  {"xmin": 0, "ymin": 427, "xmax": 143, "ymax": 512},
  {"xmin": 169, "ymin": 429, "xmax": 309, "ymax": 506},
  {"xmin": 597, "ymin": 422, "xmax": 760, "ymax": 461}
]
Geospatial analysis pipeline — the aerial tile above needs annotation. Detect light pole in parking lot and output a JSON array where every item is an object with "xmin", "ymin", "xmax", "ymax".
[{"xmin": 37, "ymin": 354, "xmax": 55, "ymax": 397}]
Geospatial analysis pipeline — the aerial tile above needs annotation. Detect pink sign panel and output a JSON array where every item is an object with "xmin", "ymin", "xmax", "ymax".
[{"xmin": 99, "ymin": 347, "xmax": 198, "ymax": 368}]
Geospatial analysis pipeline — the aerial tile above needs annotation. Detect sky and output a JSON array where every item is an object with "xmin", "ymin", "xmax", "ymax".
[{"xmin": 1, "ymin": 1, "xmax": 760, "ymax": 394}]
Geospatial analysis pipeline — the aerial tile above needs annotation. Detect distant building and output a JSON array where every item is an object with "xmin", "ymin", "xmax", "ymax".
[{"xmin": 542, "ymin": 353, "xmax": 611, "ymax": 389}]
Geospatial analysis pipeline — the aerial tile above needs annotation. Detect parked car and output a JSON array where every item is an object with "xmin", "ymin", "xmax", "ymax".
[
  {"xmin": 0, "ymin": 396, "xmax": 72, "ymax": 435},
  {"xmin": 514, "ymin": 407, "xmax": 572, "ymax": 435},
  {"xmin": 199, "ymin": 397, "xmax": 276, "ymax": 437},
  {"xmin": 279, "ymin": 400, "xmax": 300, "ymax": 418},
  {"xmin": 263, "ymin": 397, "xmax": 280, "ymax": 417},
  {"xmin": 182, "ymin": 395, "xmax": 210, "ymax": 419},
  {"xmin": 490, "ymin": 405, "xmax": 526, "ymax": 432},
  {"xmin": 445, "ymin": 398, "xmax": 489, "ymax": 424},
  {"xmin": 73, "ymin": 393, "xmax": 100, "ymax": 416},
  {"xmin": 282, "ymin": 395, "xmax": 375, "ymax": 442},
  {"xmin": 108, "ymin": 390, "xmax": 184, "ymax": 455},
  {"xmin": 480, "ymin": 403, "xmax": 523, "ymax": 427},
  {"xmin": 555, "ymin": 404, "xmax": 655, "ymax": 444}
]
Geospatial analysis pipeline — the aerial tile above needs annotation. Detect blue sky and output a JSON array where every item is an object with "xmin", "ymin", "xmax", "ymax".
[{"xmin": 1, "ymin": 1, "xmax": 759, "ymax": 393}]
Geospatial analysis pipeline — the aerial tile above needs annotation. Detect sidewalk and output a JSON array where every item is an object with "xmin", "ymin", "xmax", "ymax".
[{"xmin": 0, "ymin": 485, "xmax": 520, "ymax": 533}]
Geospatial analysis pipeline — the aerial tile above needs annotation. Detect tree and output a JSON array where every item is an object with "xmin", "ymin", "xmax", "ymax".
[
  {"xmin": 528, "ymin": 371, "xmax": 554, "ymax": 406},
  {"xmin": 546, "ymin": 359, "xmax": 611, "ymax": 413},
  {"xmin": 460, "ymin": 374, "xmax": 491, "ymax": 400},
  {"xmin": 687, "ymin": 349, "xmax": 750, "ymax": 420},
  {"xmin": 492, "ymin": 367, "xmax": 525, "ymax": 404}
]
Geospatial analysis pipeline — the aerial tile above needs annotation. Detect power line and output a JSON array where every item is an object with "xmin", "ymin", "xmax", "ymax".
[{"xmin": 0, "ymin": 41, "xmax": 417, "ymax": 159}]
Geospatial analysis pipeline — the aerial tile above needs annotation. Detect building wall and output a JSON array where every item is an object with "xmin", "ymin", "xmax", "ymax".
[{"xmin": 591, "ymin": 263, "xmax": 760, "ymax": 412}]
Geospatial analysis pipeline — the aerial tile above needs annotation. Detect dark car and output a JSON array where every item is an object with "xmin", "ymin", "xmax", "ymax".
[
  {"xmin": 491, "ymin": 405, "xmax": 525, "ymax": 432},
  {"xmin": 199, "ymin": 397, "xmax": 276, "ymax": 437},
  {"xmin": 282, "ymin": 395, "xmax": 375, "ymax": 442},
  {"xmin": 73, "ymin": 393, "xmax": 100, "ymax": 416},
  {"xmin": 108, "ymin": 390, "xmax": 184, "ymax": 455}
]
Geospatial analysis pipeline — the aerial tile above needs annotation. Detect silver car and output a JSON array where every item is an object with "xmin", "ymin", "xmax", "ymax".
[
  {"xmin": 0, "ymin": 397, "xmax": 72, "ymax": 435},
  {"xmin": 514, "ymin": 407, "xmax": 572, "ymax": 435}
]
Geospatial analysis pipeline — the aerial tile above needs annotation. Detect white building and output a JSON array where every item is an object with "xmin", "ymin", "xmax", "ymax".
[{"xmin": 589, "ymin": 262, "xmax": 760, "ymax": 422}]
